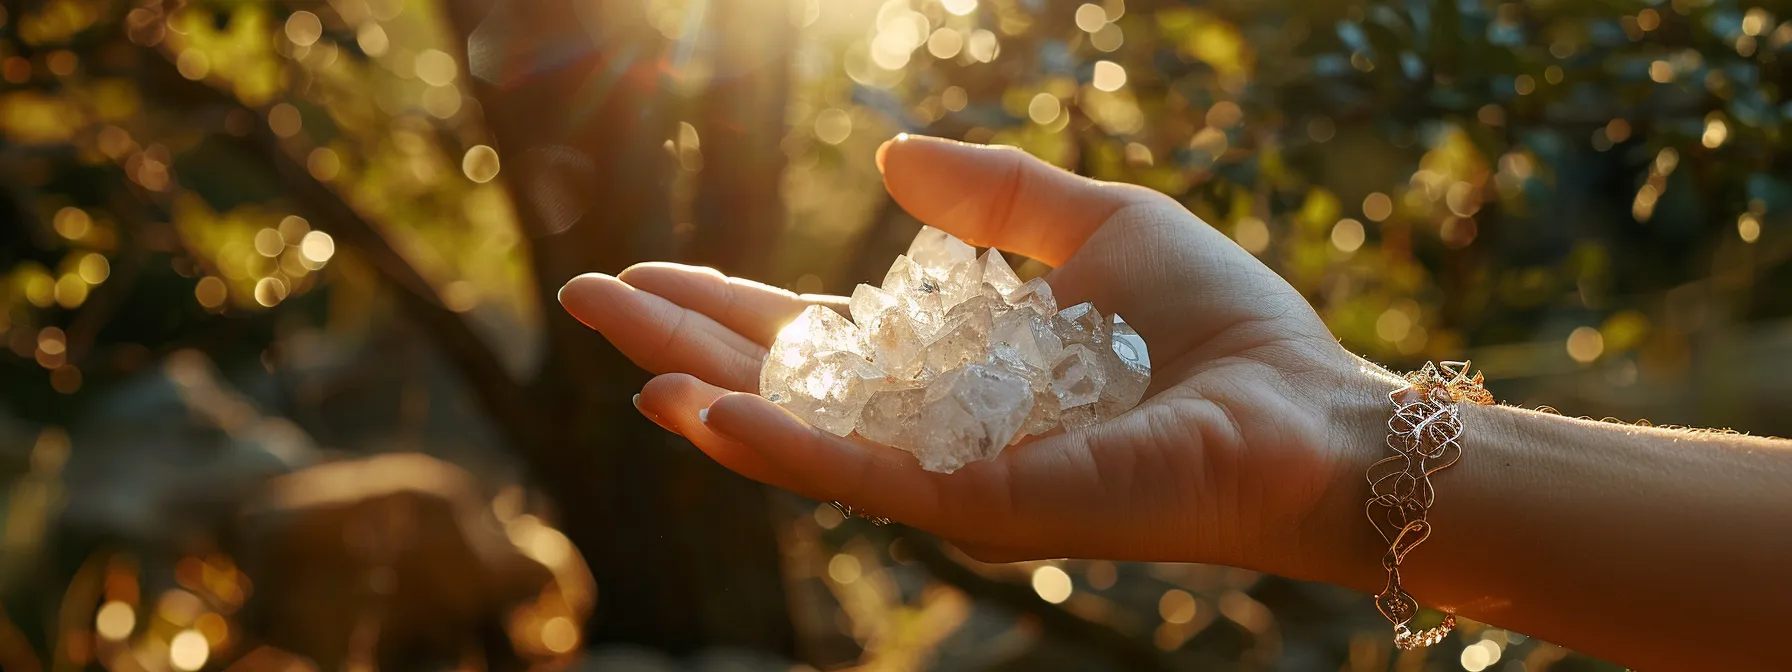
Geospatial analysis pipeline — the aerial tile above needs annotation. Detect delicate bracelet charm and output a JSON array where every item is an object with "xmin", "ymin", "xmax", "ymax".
[{"xmin": 1365, "ymin": 361, "xmax": 1493, "ymax": 649}]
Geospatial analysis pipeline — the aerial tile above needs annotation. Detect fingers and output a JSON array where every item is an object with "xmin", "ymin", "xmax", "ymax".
[
  {"xmin": 558, "ymin": 273, "xmax": 766, "ymax": 391},
  {"xmin": 635, "ymin": 374, "xmax": 786, "ymax": 484},
  {"xmin": 948, "ymin": 540, "xmax": 1050, "ymax": 564},
  {"xmin": 877, "ymin": 134, "xmax": 1169, "ymax": 266},
  {"xmin": 616, "ymin": 262, "xmax": 847, "ymax": 347},
  {"xmin": 697, "ymin": 391, "xmax": 1112, "ymax": 551},
  {"xmin": 699, "ymin": 391, "xmax": 971, "ymax": 531}
]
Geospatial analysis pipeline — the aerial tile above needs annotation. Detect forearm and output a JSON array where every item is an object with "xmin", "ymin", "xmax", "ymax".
[{"xmin": 1315, "ymin": 361, "xmax": 1792, "ymax": 669}]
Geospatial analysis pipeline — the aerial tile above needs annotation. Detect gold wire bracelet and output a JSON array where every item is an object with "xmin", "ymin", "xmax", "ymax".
[{"xmin": 1365, "ymin": 361, "xmax": 1494, "ymax": 649}]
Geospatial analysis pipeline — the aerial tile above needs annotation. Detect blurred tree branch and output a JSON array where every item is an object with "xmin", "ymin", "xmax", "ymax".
[
  {"xmin": 899, "ymin": 531, "xmax": 1179, "ymax": 672},
  {"xmin": 131, "ymin": 46, "xmax": 546, "ymax": 450}
]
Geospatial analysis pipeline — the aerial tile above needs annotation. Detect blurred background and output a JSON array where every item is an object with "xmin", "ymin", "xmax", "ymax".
[{"xmin": 1, "ymin": 0, "xmax": 1788, "ymax": 670}]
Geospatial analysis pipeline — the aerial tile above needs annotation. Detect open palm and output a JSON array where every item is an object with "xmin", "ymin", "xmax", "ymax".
[{"xmin": 559, "ymin": 135, "xmax": 1380, "ymax": 579}]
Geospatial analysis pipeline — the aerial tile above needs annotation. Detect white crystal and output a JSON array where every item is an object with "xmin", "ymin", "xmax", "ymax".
[
  {"xmin": 1052, "ymin": 344, "xmax": 1106, "ymax": 409},
  {"xmin": 758, "ymin": 227, "xmax": 1151, "ymax": 472},
  {"xmin": 907, "ymin": 225, "xmax": 977, "ymax": 271},
  {"xmin": 859, "ymin": 383, "xmax": 925, "ymax": 450},
  {"xmin": 1004, "ymin": 277, "xmax": 1058, "ymax": 317},
  {"xmin": 783, "ymin": 350, "xmax": 887, "ymax": 437},
  {"xmin": 853, "ymin": 284, "xmax": 926, "ymax": 379},
  {"xmin": 762, "ymin": 305, "xmax": 863, "ymax": 405},
  {"xmin": 914, "ymin": 363, "xmax": 1033, "ymax": 472},
  {"xmin": 1053, "ymin": 302, "xmax": 1107, "ymax": 347},
  {"xmin": 980, "ymin": 249, "xmax": 1022, "ymax": 295},
  {"xmin": 1095, "ymin": 314, "xmax": 1151, "ymax": 418}
]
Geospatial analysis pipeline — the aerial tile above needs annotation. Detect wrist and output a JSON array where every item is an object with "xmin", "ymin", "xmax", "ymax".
[{"xmin": 1293, "ymin": 353, "xmax": 1406, "ymax": 593}]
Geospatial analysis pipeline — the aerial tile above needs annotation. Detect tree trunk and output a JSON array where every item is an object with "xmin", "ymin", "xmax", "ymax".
[
  {"xmin": 687, "ymin": 0, "xmax": 792, "ymax": 282},
  {"xmin": 438, "ymin": 0, "xmax": 797, "ymax": 654}
]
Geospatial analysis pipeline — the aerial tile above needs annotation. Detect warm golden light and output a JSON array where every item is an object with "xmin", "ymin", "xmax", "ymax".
[
  {"xmin": 541, "ymin": 616, "xmax": 578, "ymax": 654},
  {"xmin": 268, "ymin": 103, "xmax": 303, "ymax": 138},
  {"xmin": 1233, "ymin": 217, "xmax": 1269, "ymax": 254},
  {"xmin": 94, "ymin": 601, "xmax": 135, "ymax": 641},
  {"xmin": 195, "ymin": 276, "xmax": 228, "ymax": 309},
  {"xmin": 169, "ymin": 629, "xmax": 209, "ymax": 671},
  {"xmin": 254, "ymin": 277, "xmax": 289, "ymax": 307},
  {"xmin": 941, "ymin": 0, "xmax": 978, "ymax": 16},
  {"xmin": 285, "ymin": 11, "xmax": 323, "ymax": 47},
  {"xmin": 463, "ymin": 145, "xmax": 501, "ymax": 183},
  {"xmin": 827, "ymin": 553, "xmax": 861, "ymax": 583},
  {"xmin": 254, "ymin": 228, "xmax": 285, "ymax": 257},
  {"xmin": 54, "ymin": 207, "xmax": 91, "ymax": 240},
  {"xmin": 1092, "ymin": 61, "xmax": 1126, "ymax": 92},
  {"xmin": 1376, "ymin": 308, "xmax": 1413, "ymax": 343},
  {"xmin": 1567, "ymin": 326, "xmax": 1604, "ymax": 363},
  {"xmin": 357, "ymin": 23, "xmax": 390, "ymax": 57},
  {"xmin": 1158, "ymin": 589, "xmax": 1197, "ymax": 624},
  {"xmin": 1031, "ymin": 565, "xmax": 1072, "ymax": 604},
  {"xmin": 1362, "ymin": 192, "xmax": 1393, "ymax": 222},
  {"xmin": 814, "ymin": 109, "xmax": 852, "ymax": 145},
  {"xmin": 415, "ymin": 49, "xmax": 458, "ymax": 86},
  {"xmin": 1702, "ymin": 117, "xmax": 1728, "ymax": 148},
  {"xmin": 1330, "ymin": 218, "xmax": 1365, "ymax": 252},
  {"xmin": 308, "ymin": 147, "xmax": 342, "ymax": 180},
  {"xmin": 1074, "ymin": 4, "xmax": 1107, "ymax": 33},
  {"xmin": 176, "ymin": 50, "xmax": 210, "ymax": 80},
  {"xmin": 1027, "ymin": 93, "xmax": 1060, "ymax": 125},
  {"xmin": 1738, "ymin": 213, "xmax": 1761, "ymax": 243},
  {"xmin": 1649, "ymin": 60, "xmax": 1673, "ymax": 83},
  {"xmin": 300, "ymin": 231, "xmax": 336, "ymax": 266},
  {"xmin": 77, "ymin": 253, "xmax": 110, "ymax": 284}
]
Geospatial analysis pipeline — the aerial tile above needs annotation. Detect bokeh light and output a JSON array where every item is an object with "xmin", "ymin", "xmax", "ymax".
[{"xmin": 1030, "ymin": 565, "xmax": 1072, "ymax": 604}]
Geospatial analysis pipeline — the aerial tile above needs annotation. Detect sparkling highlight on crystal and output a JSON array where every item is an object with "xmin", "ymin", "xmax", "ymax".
[{"xmin": 759, "ymin": 227, "xmax": 1151, "ymax": 472}]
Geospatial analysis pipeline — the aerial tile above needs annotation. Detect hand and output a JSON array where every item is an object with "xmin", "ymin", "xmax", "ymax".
[{"xmin": 558, "ymin": 135, "xmax": 1387, "ymax": 581}]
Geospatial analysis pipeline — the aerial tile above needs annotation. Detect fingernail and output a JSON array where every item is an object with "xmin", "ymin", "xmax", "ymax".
[
  {"xmin": 558, "ymin": 273, "xmax": 612, "ymax": 305},
  {"xmin": 698, "ymin": 407, "xmax": 710, "ymax": 423},
  {"xmin": 631, "ymin": 393, "xmax": 642, "ymax": 410},
  {"xmin": 875, "ymin": 133, "xmax": 907, "ymax": 174}
]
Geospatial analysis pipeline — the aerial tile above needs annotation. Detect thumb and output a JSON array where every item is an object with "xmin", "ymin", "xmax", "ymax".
[{"xmin": 876, "ymin": 134, "xmax": 1167, "ymax": 266}]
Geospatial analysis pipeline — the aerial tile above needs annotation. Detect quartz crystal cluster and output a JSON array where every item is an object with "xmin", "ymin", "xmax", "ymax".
[{"xmin": 759, "ymin": 227, "xmax": 1151, "ymax": 473}]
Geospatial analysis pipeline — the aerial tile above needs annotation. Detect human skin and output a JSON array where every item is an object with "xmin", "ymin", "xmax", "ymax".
[{"xmin": 556, "ymin": 134, "xmax": 1792, "ymax": 670}]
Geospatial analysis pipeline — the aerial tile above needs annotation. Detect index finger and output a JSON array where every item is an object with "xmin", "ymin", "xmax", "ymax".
[{"xmin": 617, "ymin": 262, "xmax": 846, "ymax": 347}]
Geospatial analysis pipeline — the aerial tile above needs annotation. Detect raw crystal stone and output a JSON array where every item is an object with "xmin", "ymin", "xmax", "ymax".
[
  {"xmin": 859, "ymin": 383, "xmax": 926, "ymax": 450},
  {"xmin": 758, "ymin": 226, "xmax": 1151, "ymax": 473},
  {"xmin": 1052, "ymin": 344, "xmax": 1106, "ymax": 409},
  {"xmin": 762, "ymin": 304, "xmax": 864, "ymax": 405},
  {"xmin": 1095, "ymin": 314, "xmax": 1151, "ymax": 418},
  {"xmin": 1005, "ymin": 277, "xmax": 1058, "ymax": 317},
  {"xmin": 853, "ymin": 284, "xmax": 927, "ymax": 379},
  {"xmin": 1053, "ymin": 302, "xmax": 1108, "ymax": 348},
  {"xmin": 980, "ymin": 249, "xmax": 1023, "ymax": 295},
  {"xmin": 914, "ymin": 363, "xmax": 1033, "ymax": 472},
  {"xmin": 783, "ymin": 350, "xmax": 887, "ymax": 437},
  {"xmin": 1017, "ymin": 389, "xmax": 1061, "ymax": 439},
  {"xmin": 882, "ymin": 255, "xmax": 943, "ymax": 318},
  {"xmin": 907, "ymin": 225, "xmax": 977, "ymax": 270},
  {"xmin": 925, "ymin": 294, "xmax": 998, "ymax": 375},
  {"xmin": 1060, "ymin": 403, "xmax": 1101, "ymax": 429},
  {"xmin": 991, "ymin": 309, "xmax": 1063, "ymax": 373}
]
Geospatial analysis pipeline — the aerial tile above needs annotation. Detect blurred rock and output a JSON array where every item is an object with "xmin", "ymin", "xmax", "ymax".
[{"xmin": 234, "ymin": 452, "xmax": 590, "ymax": 671}]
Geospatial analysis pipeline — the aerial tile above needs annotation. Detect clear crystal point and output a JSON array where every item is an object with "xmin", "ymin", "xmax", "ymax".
[
  {"xmin": 1004, "ymin": 277, "xmax": 1058, "ymax": 317},
  {"xmin": 980, "ymin": 249, "xmax": 1022, "ymax": 295},
  {"xmin": 1095, "ymin": 314, "xmax": 1150, "ymax": 419},
  {"xmin": 907, "ymin": 225, "xmax": 977, "ymax": 270},
  {"xmin": 758, "ymin": 227, "xmax": 1150, "ymax": 472}
]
